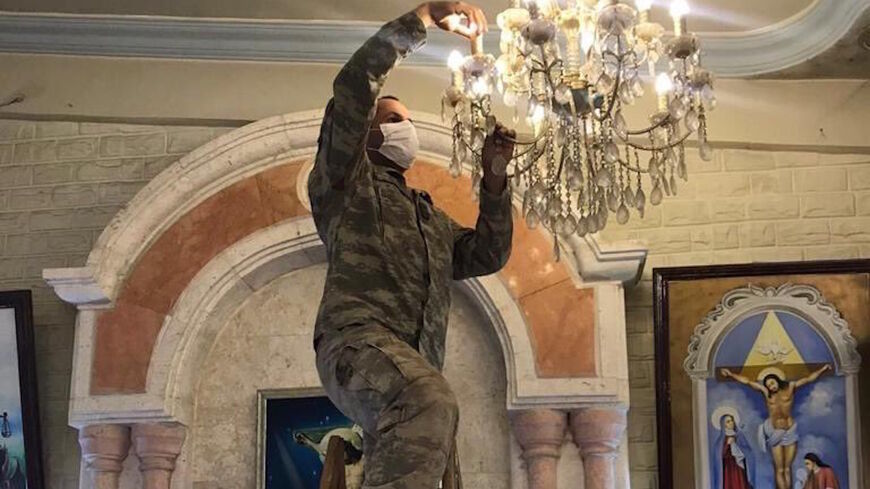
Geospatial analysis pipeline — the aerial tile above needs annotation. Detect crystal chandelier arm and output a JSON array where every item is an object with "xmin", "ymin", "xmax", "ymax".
[
  {"xmin": 621, "ymin": 129, "xmax": 692, "ymax": 153},
  {"xmin": 508, "ymin": 142, "xmax": 549, "ymax": 178},
  {"xmin": 624, "ymin": 114, "xmax": 671, "ymax": 136}
]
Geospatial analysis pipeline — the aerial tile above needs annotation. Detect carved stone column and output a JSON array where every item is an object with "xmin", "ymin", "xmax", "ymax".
[
  {"xmin": 509, "ymin": 409, "xmax": 568, "ymax": 489},
  {"xmin": 78, "ymin": 424, "xmax": 131, "ymax": 489},
  {"xmin": 131, "ymin": 423, "xmax": 187, "ymax": 489},
  {"xmin": 568, "ymin": 407, "xmax": 627, "ymax": 489}
]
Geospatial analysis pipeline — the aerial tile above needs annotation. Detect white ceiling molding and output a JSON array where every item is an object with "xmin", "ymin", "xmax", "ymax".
[
  {"xmin": 699, "ymin": 0, "xmax": 870, "ymax": 77},
  {"xmin": 1, "ymin": 0, "xmax": 867, "ymax": 77}
]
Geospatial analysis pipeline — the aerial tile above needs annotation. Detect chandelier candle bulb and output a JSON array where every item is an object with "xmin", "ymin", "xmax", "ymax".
[
  {"xmin": 670, "ymin": 0, "xmax": 690, "ymax": 36},
  {"xmin": 655, "ymin": 73, "xmax": 673, "ymax": 111},
  {"xmin": 471, "ymin": 32, "xmax": 484, "ymax": 55},
  {"xmin": 447, "ymin": 50, "xmax": 465, "ymax": 88},
  {"xmin": 635, "ymin": 0, "xmax": 653, "ymax": 22}
]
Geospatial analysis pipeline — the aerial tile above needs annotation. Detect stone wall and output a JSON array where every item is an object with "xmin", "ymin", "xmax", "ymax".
[
  {"xmin": 5, "ymin": 117, "xmax": 870, "ymax": 489},
  {"xmin": 0, "ymin": 119, "xmax": 233, "ymax": 488},
  {"xmin": 599, "ymin": 148, "xmax": 870, "ymax": 489},
  {"xmin": 191, "ymin": 263, "xmax": 510, "ymax": 489}
]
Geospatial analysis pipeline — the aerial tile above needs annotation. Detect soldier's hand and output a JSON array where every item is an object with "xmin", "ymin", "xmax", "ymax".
[
  {"xmin": 481, "ymin": 122, "xmax": 514, "ymax": 193},
  {"xmin": 482, "ymin": 122, "xmax": 515, "ymax": 171},
  {"xmin": 414, "ymin": 2, "xmax": 488, "ymax": 39}
]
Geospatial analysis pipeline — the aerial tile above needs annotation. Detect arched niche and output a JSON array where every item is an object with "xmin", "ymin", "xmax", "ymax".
[{"xmin": 44, "ymin": 110, "xmax": 644, "ymax": 428}]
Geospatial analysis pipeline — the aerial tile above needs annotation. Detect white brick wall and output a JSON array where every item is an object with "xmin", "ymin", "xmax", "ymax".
[
  {"xmin": 601, "ymin": 147, "xmax": 870, "ymax": 488},
  {"xmin": 4, "ymin": 117, "xmax": 869, "ymax": 489},
  {"xmin": 0, "ymin": 119, "xmax": 233, "ymax": 489}
]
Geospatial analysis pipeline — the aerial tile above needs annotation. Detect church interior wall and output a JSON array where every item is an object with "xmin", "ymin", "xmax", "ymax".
[{"xmin": 1, "ymin": 59, "xmax": 869, "ymax": 488}]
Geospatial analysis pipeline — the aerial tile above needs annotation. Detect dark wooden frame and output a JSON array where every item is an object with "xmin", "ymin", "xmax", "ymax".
[
  {"xmin": 0, "ymin": 290, "xmax": 45, "ymax": 489},
  {"xmin": 652, "ymin": 259, "xmax": 870, "ymax": 489}
]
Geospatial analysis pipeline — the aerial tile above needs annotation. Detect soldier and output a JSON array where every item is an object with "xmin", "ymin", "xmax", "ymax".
[{"xmin": 308, "ymin": 2, "xmax": 514, "ymax": 488}]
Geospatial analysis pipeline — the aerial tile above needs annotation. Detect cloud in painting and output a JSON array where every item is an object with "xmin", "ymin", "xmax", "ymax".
[
  {"xmin": 797, "ymin": 381, "xmax": 841, "ymax": 419},
  {"xmin": 707, "ymin": 382, "xmax": 764, "ymax": 439},
  {"xmin": 798, "ymin": 434, "xmax": 837, "ymax": 461}
]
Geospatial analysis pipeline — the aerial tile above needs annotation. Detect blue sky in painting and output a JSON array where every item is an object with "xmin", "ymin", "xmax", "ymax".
[{"xmin": 706, "ymin": 310, "xmax": 848, "ymax": 489}]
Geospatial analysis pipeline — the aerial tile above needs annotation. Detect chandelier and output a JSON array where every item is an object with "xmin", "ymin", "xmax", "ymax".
[{"xmin": 442, "ymin": 0, "xmax": 715, "ymax": 254}]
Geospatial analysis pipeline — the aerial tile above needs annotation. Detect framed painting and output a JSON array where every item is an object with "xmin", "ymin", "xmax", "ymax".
[
  {"xmin": 0, "ymin": 290, "xmax": 44, "ymax": 489},
  {"xmin": 256, "ymin": 388, "xmax": 362, "ymax": 489},
  {"xmin": 654, "ymin": 260, "xmax": 869, "ymax": 489}
]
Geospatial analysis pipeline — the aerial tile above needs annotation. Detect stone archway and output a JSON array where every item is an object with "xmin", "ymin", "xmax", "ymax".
[{"xmin": 46, "ymin": 110, "xmax": 646, "ymax": 489}]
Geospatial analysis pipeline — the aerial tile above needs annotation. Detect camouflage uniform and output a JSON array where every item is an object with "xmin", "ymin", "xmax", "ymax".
[{"xmin": 308, "ymin": 11, "xmax": 513, "ymax": 489}]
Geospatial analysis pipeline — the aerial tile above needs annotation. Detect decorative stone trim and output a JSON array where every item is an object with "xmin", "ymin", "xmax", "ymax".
[
  {"xmin": 64, "ymin": 110, "xmax": 642, "ymax": 309},
  {"xmin": 42, "ymin": 266, "xmax": 110, "ymax": 308},
  {"xmin": 44, "ymin": 110, "xmax": 639, "ymax": 424},
  {"xmin": 2, "ymin": 0, "xmax": 868, "ymax": 76}
]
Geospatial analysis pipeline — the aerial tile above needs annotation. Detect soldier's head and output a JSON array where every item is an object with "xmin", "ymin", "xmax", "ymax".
[
  {"xmin": 763, "ymin": 373, "xmax": 787, "ymax": 394},
  {"xmin": 367, "ymin": 96, "xmax": 418, "ymax": 173}
]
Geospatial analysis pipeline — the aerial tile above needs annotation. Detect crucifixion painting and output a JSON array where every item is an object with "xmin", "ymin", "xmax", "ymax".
[{"xmin": 683, "ymin": 284, "xmax": 862, "ymax": 489}]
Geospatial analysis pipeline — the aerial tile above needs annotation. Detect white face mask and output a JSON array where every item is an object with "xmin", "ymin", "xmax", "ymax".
[{"xmin": 373, "ymin": 120, "xmax": 419, "ymax": 170}]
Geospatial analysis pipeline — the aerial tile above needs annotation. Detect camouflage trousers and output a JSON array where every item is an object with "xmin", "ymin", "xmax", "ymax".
[{"xmin": 315, "ymin": 324, "xmax": 459, "ymax": 489}]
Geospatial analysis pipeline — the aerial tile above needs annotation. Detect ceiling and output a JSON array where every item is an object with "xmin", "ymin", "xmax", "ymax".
[
  {"xmin": 0, "ymin": 0, "xmax": 813, "ymax": 33},
  {"xmin": 0, "ymin": 0, "xmax": 866, "ymax": 78}
]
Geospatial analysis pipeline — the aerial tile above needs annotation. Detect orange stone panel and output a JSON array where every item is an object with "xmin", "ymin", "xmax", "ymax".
[
  {"xmin": 91, "ymin": 160, "xmax": 307, "ymax": 394},
  {"xmin": 92, "ymin": 300, "xmax": 166, "ymax": 394},
  {"xmin": 518, "ymin": 280, "xmax": 596, "ymax": 377},
  {"xmin": 255, "ymin": 163, "xmax": 307, "ymax": 223},
  {"xmin": 91, "ymin": 159, "xmax": 597, "ymax": 394}
]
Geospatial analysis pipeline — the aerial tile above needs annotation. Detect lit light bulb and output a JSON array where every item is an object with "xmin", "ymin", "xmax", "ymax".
[
  {"xmin": 471, "ymin": 77, "xmax": 490, "ymax": 97},
  {"xmin": 655, "ymin": 73, "xmax": 673, "ymax": 94},
  {"xmin": 655, "ymin": 73, "xmax": 673, "ymax": 111},
  {"xmin": 670, "ymin": 0, "xmax": 689, "ymax": 35},
  {"xmin": 635, "ymin": 0, "xmax": 653, "ymax": 11},
  {"xmin": 448, "ymin": 50, "xmax": 465, "ymax": 89},
  {"xmin": 581, "ymin": 29, "xmax": 595, "ymax": 53},
  {"xmin": 530, "ymin": 103, "xmax": 546, "ymax": 125},
  {"xmin": 447, "ymin": 50, "xmax": 465, "ymax": 71}
]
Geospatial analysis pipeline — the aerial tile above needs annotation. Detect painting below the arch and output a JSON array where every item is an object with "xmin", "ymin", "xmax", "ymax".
[
  {"xmin": 653, "ymin": 260, "xmax": 870, "ymax": 489},
  {"xmin": 256, "ymin": 389, "xmax": 361, "ymax": 489}
]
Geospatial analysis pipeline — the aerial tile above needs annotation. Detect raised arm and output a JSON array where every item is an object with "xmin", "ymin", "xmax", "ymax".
[
  {"xmin": 795, "ymin": 364, "xmax": 831, "ymax": 388},
  {"xmin": 452, "ymin": 124, "xmax": 514, "ymax": 280},
  {"xmin": 309, "ymin": 2, "xmax": 488, "ymax": 242},
  {"xmin": 722, "ymin": 368, "xmax": 767, "ymax": 393},
  {"xmin": 308, "ymin": 11, "xmax": 427, "ymax": 240}
]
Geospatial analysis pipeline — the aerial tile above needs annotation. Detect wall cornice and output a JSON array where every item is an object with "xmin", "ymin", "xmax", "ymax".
[{"xmin": 2, "ymin": 0, "xmax": 868, "ymax": 77}]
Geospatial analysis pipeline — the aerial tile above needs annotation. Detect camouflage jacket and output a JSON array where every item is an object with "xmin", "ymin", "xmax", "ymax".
[{"xmin": 308, "ymin": 12, "xmax": 513, "ymax": 370}]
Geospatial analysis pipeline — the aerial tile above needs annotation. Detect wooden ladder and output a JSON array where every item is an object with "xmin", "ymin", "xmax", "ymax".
[{"xmin": 319, "ymin": 436, "xmax": 462, "ymax": 489}]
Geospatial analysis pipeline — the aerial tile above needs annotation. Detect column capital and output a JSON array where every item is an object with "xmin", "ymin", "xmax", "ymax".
[
  {"xmin": 568, "ymin": 406, "xmax": 628, "ymax": 489},
  {"xmin": 509, "ymin": 409, "xmax": 568, "ymax": 489},
  {"xmin": 132, "ymin": 422, "xmax": 187, "ymax": 489},
  {"xmin": 568, "ymin": 406, "xmax": 627, "ymax": 456},
  {"xmin": 78, "ymin": 424, "xmax": 131, "ymax": 489}
]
